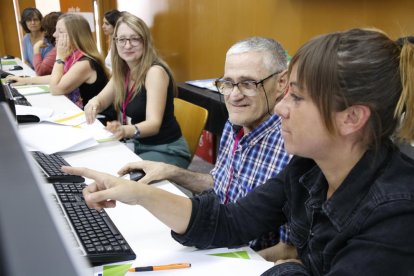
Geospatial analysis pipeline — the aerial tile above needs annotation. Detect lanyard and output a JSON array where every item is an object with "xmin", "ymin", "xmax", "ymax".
[
  {"xmin": 224, "ymin": 128, "xmax": 244, "ymax": 204},
  {"xmin": 122, "ymin": 70, "xmax": 136, "ymax": 124}
]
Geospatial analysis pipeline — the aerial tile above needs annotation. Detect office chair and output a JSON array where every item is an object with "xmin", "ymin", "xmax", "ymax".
[{"xmin": 174, "ymin": 98, "xmax": 208, "ymax": 161}]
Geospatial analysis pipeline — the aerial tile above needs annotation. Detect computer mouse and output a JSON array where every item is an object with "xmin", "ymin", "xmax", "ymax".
[
  {"xmin": 10, "ymin": 65, "xmax": 23, "ymax": 71},
  {"xmin": 6, "ymin": 79, "xmax": 17, "ymax": 84},
  {"xmin": 129, "ymin": 169, "xmax": 145, "ymax": 181},
  {"xmin": 2, "ymin": 55, "xmax": 14, "ymax": 59}
]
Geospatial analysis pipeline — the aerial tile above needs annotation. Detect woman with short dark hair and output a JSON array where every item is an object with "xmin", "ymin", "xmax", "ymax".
[{"xmin": 20, "ymin": 7, "xmax": 53, "ymax": 69}]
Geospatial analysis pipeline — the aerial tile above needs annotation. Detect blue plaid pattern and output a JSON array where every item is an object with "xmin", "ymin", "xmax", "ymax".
[
  {"xmin": 279, "ymin": 224, "xmax": 292, "ymax": 244},
  {"xmin": 212, "ymin": 115, "xmax": 290, "ymax": 203},
  {"xmin": 211, "ymin": 115, "xmax": 291, "ymax": 249}
]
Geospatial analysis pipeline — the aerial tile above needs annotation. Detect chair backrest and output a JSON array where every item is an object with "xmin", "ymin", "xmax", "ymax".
[{"xmin": 174, "ymin": 98, "xmax": 208, "ymax": 161}]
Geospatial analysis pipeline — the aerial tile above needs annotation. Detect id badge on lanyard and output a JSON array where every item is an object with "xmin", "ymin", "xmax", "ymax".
[{"xmin": 122, "ymin": 71, "xmax": 135, "ymax": 125}]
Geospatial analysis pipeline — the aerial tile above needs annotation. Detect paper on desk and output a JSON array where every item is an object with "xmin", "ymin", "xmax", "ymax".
[
  {"xmin": 44, "ymin": 111, "xmax": 115, "ymax": 142},
  {"xmin": 15, "ymin": 108, "xmax": 86, "ymax": 126},
  {"xmin": 46, "ymin": 110, "xmax": 86, "ymax": 126},
  {"xmin": 93, "ymin": 250, "xmax": 274, "ymax": 276},
  {"xmin": 15, "ymin": 105, "xmax": 54, "ymax": 121},
  {"xmin": 19, "ymin": 123, "xmax": 98, "ymax": 154},
  {"xmin": 186, "ymin": 78, "xmax": 218, "ymax": 92},
  {"xmin": 50, "ymin": 111, "xmax": 114, "ymax": 140},
  {"xmin": 80, "ymin": 120, "xmax": 115, "ymax": 143},
  {"xmin": 14, "ymin": 85, "xmax": 50, "ymax": 95},
  {"xmin": 209, "ymin": 250, "xmax": 250, "ymax": 259}
]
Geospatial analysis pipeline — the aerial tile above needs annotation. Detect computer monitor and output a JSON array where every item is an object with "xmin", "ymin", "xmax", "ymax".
[
  {"xmin": 0, "ymin": 80, "xmax": 16, "ymax": 118},
  {"xmin": 0, "ymin": 103, "xmax": 89, "ymax": 275}
]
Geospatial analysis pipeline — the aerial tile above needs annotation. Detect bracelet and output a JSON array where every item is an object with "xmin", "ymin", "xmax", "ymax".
[{"xmin": 55, "ymin": 59, "xmax": 65, "ymax": 65}]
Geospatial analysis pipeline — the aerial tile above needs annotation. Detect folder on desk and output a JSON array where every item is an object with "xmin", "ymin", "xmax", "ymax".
[
  {"xmin": 14, "ymin": 85, "xmax": 50, "ymax": 96},
  {"xmin": 186, "ymin": 79, "xmax": 219, "ymax": 92},
  {"xmin": 0, "ymin": 60, "xmax": 17, "ymax": 66}
]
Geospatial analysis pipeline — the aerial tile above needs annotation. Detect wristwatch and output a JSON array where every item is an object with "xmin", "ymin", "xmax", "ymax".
[
  {"xmin": 55, "ymin": 59, "xmax": 65, "ymax": 65},
  {"xmin": 132, "ymin": 125, "xmax": 140, "ymax": 139}
]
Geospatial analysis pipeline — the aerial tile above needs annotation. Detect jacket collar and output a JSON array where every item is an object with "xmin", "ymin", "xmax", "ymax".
[{"xmin": 300, "ymin": 144, "xmax": 391, "ymax": 231}]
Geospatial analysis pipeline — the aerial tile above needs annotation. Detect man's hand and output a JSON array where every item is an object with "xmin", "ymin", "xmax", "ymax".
[{"xmin": 118, "ymin": 160, "xmax": 175, "ymax": 185}]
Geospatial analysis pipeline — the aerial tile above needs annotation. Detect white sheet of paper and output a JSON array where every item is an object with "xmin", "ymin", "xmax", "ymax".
[
  {"xmin": 80, "ymin": 120, "xmax": 115, "ymax": 142},
  {"xmin": 93, "ymin": 250, "xmax": 274, "ymax": 275},
  {"xmin": 45, "ymin": 111, "xmax": 86, "ymax": 126},
  {"xmin": 15, "ymin": 105, "xmax": 54, "ymax": 121},
  {"xmin": 19, "ymin": 123, "xmax": 98, "ymax": 154}
]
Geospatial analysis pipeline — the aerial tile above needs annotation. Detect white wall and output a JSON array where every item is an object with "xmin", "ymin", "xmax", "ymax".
[
  {"xmin": 35, "ymin": 0, "xmax": 60, "ymax": 15},
  {"xmin": 117, "ymin": 0, "xmax": 167, "ymax": 28}
]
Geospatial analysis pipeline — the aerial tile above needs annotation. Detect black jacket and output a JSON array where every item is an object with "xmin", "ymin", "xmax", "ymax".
[{"xmin": 172, "ymin": 144, "xmax": 414, "ymax": 275}]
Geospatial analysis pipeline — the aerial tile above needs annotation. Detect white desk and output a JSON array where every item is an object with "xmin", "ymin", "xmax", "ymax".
[
  {"xmin": 1, "ymin": 57, "xmax": 36, "ymax": 77},
  {"xmin": 22, "ymin": 92, "xmax": 273, "ymax": 275}
]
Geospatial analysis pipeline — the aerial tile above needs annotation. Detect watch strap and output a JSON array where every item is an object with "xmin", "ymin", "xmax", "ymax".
[{"xmin": 132, "ymin": 125, "xmax": 140, "ymax": 139}]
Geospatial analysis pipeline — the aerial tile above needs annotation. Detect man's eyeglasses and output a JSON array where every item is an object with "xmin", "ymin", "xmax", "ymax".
[
  {"xmin": 214, "ymin": 71, "xmax": 281, "ymax": 97},
  {"xmin": 114, "ymin": 36, "xmax": 142, "ymax": 47}
]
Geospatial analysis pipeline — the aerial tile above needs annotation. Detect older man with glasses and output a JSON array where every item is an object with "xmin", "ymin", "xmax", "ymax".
[{"xmin": 116, "ymin": 37, "xmax": 294, "ymax": 258}]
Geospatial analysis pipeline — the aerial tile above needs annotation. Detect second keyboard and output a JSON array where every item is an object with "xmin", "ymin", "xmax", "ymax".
[{"xmin": 32, "ymin": 151, "xmax": 85, "ymax": 183}]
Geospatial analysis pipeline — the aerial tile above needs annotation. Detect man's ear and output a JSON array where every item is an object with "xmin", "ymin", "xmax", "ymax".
[
  {"xmin": 277, "ymin": 69, "xmax": 288, "ymax": 90},
  {"xmin": 337, "ymin": 105, "xmax": 371, "ymax": 136},
  {"xmin": 275, "ymin": 70, "xmax": 288, "ymax": 101}
]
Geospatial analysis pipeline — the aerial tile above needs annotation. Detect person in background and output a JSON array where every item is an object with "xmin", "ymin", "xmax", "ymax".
[
  {"xmin": 84, "ymin": 13, "xmax": 191, "ymax": 168},
  {"xmin": 32, "ymin": 12, "xmax": 62, "ymax": 76},
  {"xmin": 102, "ymin": 9, "xmax": 122, "ymax": 71},
  {"xmin": 394, "ymin": 35, "xmax": 414, "ymax": 160},
  {"xmin": 64, "ymin": 28, "xmax": 414, "ymax": 275},
  {"xmin": 116, "ymin": 36, "xmax": 294, "ymax": 255},
  {"xmin": 8, "ymin": 13, "xmax": 116, "ymax": 122},
  {"xmin": 395, "ymin": 35, "xmax": 414, "ymax": 46},
  {"xmin": 20, "ymin": 7, "xmax": 53, "ymax": 69}
]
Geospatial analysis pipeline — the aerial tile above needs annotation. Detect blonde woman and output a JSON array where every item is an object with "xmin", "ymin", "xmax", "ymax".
[
  {"xmin": 8, "ymin": 14, "xmax": 115, "ymax": 118},
  {"xmin": 85, "ymin": 13, "xmax": 191, "ymax": 168}
]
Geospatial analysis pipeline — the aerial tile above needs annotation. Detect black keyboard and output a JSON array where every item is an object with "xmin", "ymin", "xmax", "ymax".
[
  {"xmin": 53, "ymin": 183, "xmax": 136, "ymax": 265},
  {"xmin": 9, "ymin": 85, "xmax": 31, "ymax": 106},
  {"xmin": 0, "ymin": 69, "xmax": 13, "ymax": 78},
  {"xmin": 32, "ymin": 151, "xmax": 85, "ymax": 183}
]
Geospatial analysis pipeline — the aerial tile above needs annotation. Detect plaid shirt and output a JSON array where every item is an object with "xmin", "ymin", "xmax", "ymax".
[
  {"xmin": 212, "ymin": 114, "xmax": 290, "ymax": 203},
  {"xmin": 211, "ymin": 115, "xmax": 291, "ymax": 249}
]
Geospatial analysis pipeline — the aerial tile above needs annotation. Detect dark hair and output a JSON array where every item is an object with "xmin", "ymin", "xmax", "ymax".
[
  {"xmin": 290, "ymin": 28, "xmax": 414, "ymax": 149},
  {"xmin": 42, "ymin": 12, "xmax": 62, "ymax": 45},
  {"xmin": 104, "ymin": 9, "xmax": 122, "ymax": 27},
  {"xmin": 20, "ymin": 7, "xmax": 43, "ymax": 33}
]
